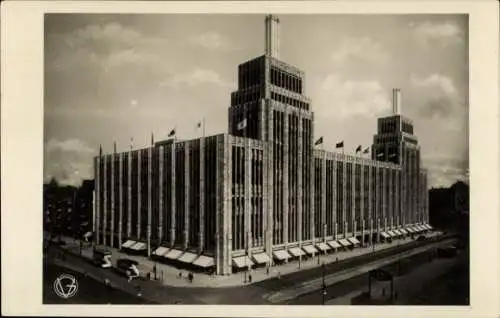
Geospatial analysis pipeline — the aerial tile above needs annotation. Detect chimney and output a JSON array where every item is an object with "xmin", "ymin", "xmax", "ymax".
[
  {"xmin": 265, "ymin": 15, "xmax": 280, "ymax": 58},
  {"xmin": 392, "ymin": 88, "xmax": 401, "ymax": 115}
]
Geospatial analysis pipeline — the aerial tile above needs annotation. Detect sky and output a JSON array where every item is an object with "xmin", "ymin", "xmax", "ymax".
[{"xmin": 44, "ymin": 14, "xmax": 469, "ymax": 188}]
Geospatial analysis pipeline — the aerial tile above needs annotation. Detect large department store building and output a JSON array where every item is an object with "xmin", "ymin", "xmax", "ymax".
[{"xmin": 93, "ymin": 15, "xmax": 430, "ymax": 275}]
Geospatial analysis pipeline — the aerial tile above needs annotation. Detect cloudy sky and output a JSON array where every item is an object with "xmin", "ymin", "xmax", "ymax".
[{"xmin": 44, "ymin": 14, "xmax": 468, "ymax": 188}]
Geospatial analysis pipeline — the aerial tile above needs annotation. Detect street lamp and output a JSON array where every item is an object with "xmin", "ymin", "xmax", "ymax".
[{"xmin": 321, "ymin": 263, "xmax": 327, "ymax": 305}]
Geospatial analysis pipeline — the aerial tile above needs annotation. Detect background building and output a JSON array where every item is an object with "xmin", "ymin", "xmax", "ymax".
[{"xmin": 93, "ymin": 15, "xmax": 430, "ymax": 275}]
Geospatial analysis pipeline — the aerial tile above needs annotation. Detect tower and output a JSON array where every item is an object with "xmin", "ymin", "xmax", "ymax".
[
  {"xmin": 228, "ymin": 14, "xmax": 315, "ymax": 257},
  {"xmin": 372, "ymin": 88, "xmax": 422, "ymax": 226}
]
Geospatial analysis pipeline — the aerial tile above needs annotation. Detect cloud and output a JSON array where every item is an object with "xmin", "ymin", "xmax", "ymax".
[
  {"xmin": 318, "ymin": 74, "xmax": 391, "ymax": 119},
  {"xmin": 187, "ymin": 31, "xmax": 238, "ymax": 51},
  {"xmin": 44, "ymin": 139, "xmax": 96, "ymax": 186},
  {"xmin": 160, "ymin": 69, "xmax": 231, "ymax": 88},
  {"xmin": 423, "ymin": 154, "xmax": 469, "ymax": 188},
  {"xmin": 331, "ymin": 37, "xmax": 390, "ymax": 64},
  {"xmin": 410, "ymin": 21, "xmax": 464, "ymax": 47},
  {"xmin": 411, "ymin": 73, "xmax": 463, "ymax": 120}
]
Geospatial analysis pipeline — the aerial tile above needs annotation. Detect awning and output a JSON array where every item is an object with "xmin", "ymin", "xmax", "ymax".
[
  {"xmin": 316, "ymin": 242, "xmax": 331, "ymax": 251},
  {"xmin": 393, "ymin": 230, "xmax": 403, "ymax": 236},
  {"xmin": 406, "ymin": 227, "xmax": 415, "ymax": 233},
  {"xmin": 164, "ymin": 249, "xmax": 183, "ymax": 260},
  {"xmin": 414, "ymin": 225, "xmax": 424, "ymax": 232},
  {"xmin": 122, "ymin": 240, "xmax": 136, "ymax": 248},
  {"xmin": 426, "ymin": 224, "xmax": 433, "ymax": 230},
  {"xmin": 347, "ymin": 237, "xmax": 361, "ymax": 245},
  {"xmin": 232, "ymin": 256, "xmax": 254, "ymax": 268},
  {"xmin": 288, "ymin": 247, "xmax": 306, "ymax": 257},
  {"xmin": 327, "ymin": 240, "xmax": 342, "ymax": 249},
  {"xmin": 273, "ymin": 249, "xmax": 291, "ymax": 261},
  {"xmin": 193, "ymin": 255, "xmax": 215, "ymax": 268},
  {"xmin": 252, "ymin": 252, "xmax": 271, "ymax": 264},
  {"xmin": 387, "ymin": 231, "xmax": 397, "ymax": 237},
  {"xmin": 399, "ymin": 229, "xmax": 408, "ymax": 235},
  {"xmin": 381, "ymin": 232, "xmax": 391, "ymax": 239},
  {"xmin": 178, "ymin": 252, "xmax": 198, "ymax": 264},
  {"xmin": 338, "ymin": 238, "xmax": 352, "ymax": 247},
  {"xmin": 302, "ymin": 244, "xmax": 318, "ymax": 255},
  {"xmin": 131, "ymin": 242, "xmax": 147, "ymax": 250},
  {"xmin": 153, "ymin": 246, "xmax": 170, "ymax": 256}
]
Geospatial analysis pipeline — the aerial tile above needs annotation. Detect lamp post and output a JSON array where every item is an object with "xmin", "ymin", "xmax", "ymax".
[{"xmin": 321, "ymin": 263, "xmax": 327, "ymax": 305}]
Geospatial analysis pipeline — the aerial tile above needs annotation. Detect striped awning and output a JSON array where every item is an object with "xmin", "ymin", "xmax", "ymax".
[
  {"xmin": 193, "ymin": 255, "xmax": 215, "ymax": 268},
  {"xmin": 316, "ymin": 242, "xmax": 331, "ymax": 251},
  {"xmin": 414, "ymin": 225, "xmax": 424, "ymax": 232},
  {"xmin": 327, "ymin": 240, "xmax": 342, "ymax": 249},
  {"xmin": 302, "ymin": 244, "xmax": 318, "ymax": 255},
  {"xmin": 406, "ymin": 227, "xmax": 415, "ymax": 233},
  {"xmin": 122, "ymin": 240, "xmax": 136, "ymax": 248},
  {"xmin": 387, "ymin": 231, "xmax": 397, "ymax": 237},
  {"xmin": 131, "ymin": 242, "xmax": 147, "ymax": 250},
  {"xmin": 252, "ymin": 252, "xmax": 271, "ymax": 264},
  {"xmin": 164, "ymin": 249, "xmax": 183, "ymax": 260},
  {"xmin": 381, "ymin": 232, "xmax": 391, "ymax": 239},
  {"xmin": 232, "ymin": 256, "xmax": 254, "ymax": 268},
  {"xmin": 153, "ymin": 246, "xmax": 170, "ymax": 256},
  {"xmin": 425, "ymin": 224, "xmax": 433, "ymax": 230},
  {"xmin": 338, "ymin": 238, "xmax": 351, "ymax": 247},
  {"xmin": 178, "ymin": 252, "xmax": 198, "ymax": 264},
  {"xmin": 288, "ymin": 247, "xmax": 306, "ymax": 257},
  {"xmin": 347, "ymin": 237, "xmax": 361, "ymax": 245},
  {"xmin": 273, "ymin": 249, "xmax": 291, "ymax": 261},
  {"xmin": 393, "ymin": 230, "xmax": 403, "ymax": 236},
  {"xmin": 399, "ymin": 229, "xmax": 409, "ymax": 235}
]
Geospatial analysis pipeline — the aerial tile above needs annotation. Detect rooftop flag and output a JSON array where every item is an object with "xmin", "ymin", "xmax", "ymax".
[
  {"xmin": 335, "ymin": 141, "xmax": 344, "ymax": 148},
  {"xmin": 237, "ymin": 118, "xmax": 247, "ymax": 130},
  {"xmin": 314, "ymin": 136, "xmax": 323, "ymax": 146},
  {"xmin": 168, "ymin": 129, "xmax": 176, "ymax": 137}
]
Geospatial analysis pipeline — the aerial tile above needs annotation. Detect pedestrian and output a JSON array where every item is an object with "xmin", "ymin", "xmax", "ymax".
[
  {"xmin": 336, "ymin": 257, "xmax": 339, "ymax": 263},
  {"xmin": 266, "ymin": 267, "xmax": 270, "ymax": 276},
  {"xmin": 248, "ymin": 274, "xmax": 252, "ymax": 283},
  {"xmin": 188, "ymin": 272, "xmax": 193, "ymax": 283},
  {"xmin": 277, "ymin": 271, "xmax": 281, "ymax": 280},
  {"xmin": 153, "ymin": 264, "xmax": 157, "ymax": 280},
  {"xmin": 178, "ymin": 272, "xmax": 182, "ymax": 279}
]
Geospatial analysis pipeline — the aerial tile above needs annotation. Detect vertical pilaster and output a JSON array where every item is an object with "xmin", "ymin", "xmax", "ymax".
[
  {"xmin": 351, "ymin": 161, "xmax": 355, "ymax": 236},
  {"xmin": 368, "ymin": 165, "xmax": 373, "ymax": 245},
  {"xmin": 283, "ymin": 110, "xmax": 289, "ymax": 248},
  {"xmin": 110, "ymin": 154, "xmax": 115, "ymax": 247},
  {"xmin": 375, "ymin": 166, "xmax": 380, "ymax": 243},
  {"xmin": 118, "ymin": 153, "xmax": 123, "ymax": 248},
  {"xmin": 199, "ymin": 138, "xmax": 205, "ymax": 253},
  {"xmin": 127, "ymin": 152, "xmax": 132, "ymax": 238},
  {"xmin": 297, "ymin": 115, "xmax": 303, "ymax": 261},
  {"xmin": 147, "ymin": 147, "xmax": 152, "ymax": 256},
  {"xmin": 383, "ymin": 167, "xmax": 387, "ymax": 231},
  {"xmin": 266, "ymin": 102, "xmax": 274, "ymax": 261},
  {"xmin": 310, "ymin": 141, "xmax": 315, "ymax": 245},
  {"xmin": 170, "ymin": 142, "xmax": 176, "ymax": 246},
  {"xmin": 342, "ymin": 160, "xmax": 347, "ymax": 238},
  {"xmin": 321, "ymin": 152, "xmax": 327, "ymax": 241},
  {"xmin": 360, "ymin": 161, "xmax": 364, "ymax": 240},
  {"xmin": 245, "ymin": 138, "xmax": 252, "ymax": 256},
  {"xmin": 103, "ymin": 155, "xmax": 107, "ymax": 246},
  {"xmin": 137, "ymin": 151, "xmax": 142, "ymax": 238},
  {"xmin": 95, "ymin": 157, "xmax": 100, "ymax": 245},
  {"xmin": 332, "ymin": 156, "xmax": 337, "ymax": 240},
  {"xmin": 184, "ymin": 143, "xmax": 190, "ymax": 249},
  {"xmin": 225, "ymin": 136, "xmax": 233, "ymax": 274},
  {"xmin": 158, "ymin": 146, "xmax": 164, "ymax": 244}
]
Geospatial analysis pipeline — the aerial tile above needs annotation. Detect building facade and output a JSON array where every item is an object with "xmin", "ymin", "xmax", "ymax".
[{"xmin": 93, "ymin": 15, "xmax": 430, "ymax": 275}]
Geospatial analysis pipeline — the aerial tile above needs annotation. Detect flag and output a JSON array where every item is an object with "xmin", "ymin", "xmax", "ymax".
[
  {"xmin": 151, "ymin": 133, "xmax": 154, "ymax": 145},
  {"xmin": 355, "ymin": 145, "xmax": 362, "ymax": 153},
  {"xmin": 197, "ymin": 122, "xmax": 202, "ymax": 128},
  {"xmin": 113, "ymin": 142, "xmax": 117, "ymax": 154},
  {"xmin": 363, "ymin": 147, "xmax": 370, "ymax": 154},
  {"xmin": 130, "ymin": 137, "xmax": 134, "ymax": 150},
  {"xmin": 314, "ymin": 136, "xmax": 323, "ymax": 146},
  {"xmin": 99, "ymin": 145, "xmax": 103, "ymax": 157},
  {"xmin": 389, "ymin": 153, "xmax": 397, "ymax": 157},
  {"xmin": 237, "ymin": 118, "xmax": 247, "ymax": 130},
  {"xmin": 168, "ymin": 129, "xmax": 176, "ymax": 137},
  {"xmin": 335, "ymin": 141, "xmax": 344, "ymax": 148},
  {"xmin": 377, "ymin": 152, "xmax": 384, "ymax": 157}
]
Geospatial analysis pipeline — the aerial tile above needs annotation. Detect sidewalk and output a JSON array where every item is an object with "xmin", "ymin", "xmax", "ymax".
[{"xmin": 54, "ymin": 232, "xmax": 442, "ymax": 288}]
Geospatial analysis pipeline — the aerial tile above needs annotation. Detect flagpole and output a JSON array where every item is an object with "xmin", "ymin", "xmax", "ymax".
[{"xmin": 203, "ymin": 117, "xmax": 206, "ymax": 138}]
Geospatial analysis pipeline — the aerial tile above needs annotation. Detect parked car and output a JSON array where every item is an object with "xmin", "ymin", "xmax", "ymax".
[
  {"xmin": 92, "ymin": 246, "xmax": 112, "ymax": 268},
  {"xmin": 115, "ymin": 258, "xmax": 141, "ymax": 279}
]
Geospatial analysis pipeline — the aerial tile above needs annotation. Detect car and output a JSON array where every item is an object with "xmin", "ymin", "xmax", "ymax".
[
  {"xmin": 416, "ymin": 235, "xmax": 426, "ymax": 241},
  {"xmin": 115, "ymin": 258, "xmax": 141, "ymax": 279},
  {"xmin": 92, "ymin": 246, "xmax": 113, "ymax": 268}
]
